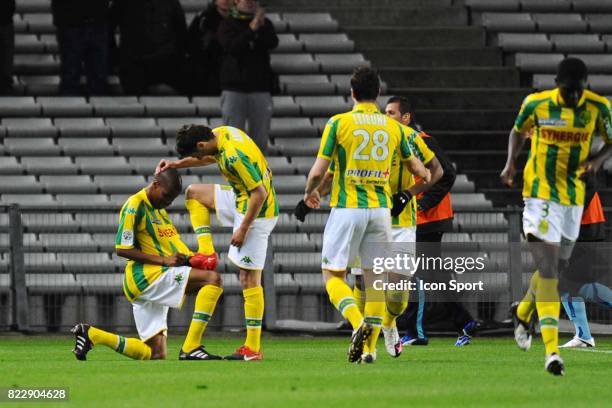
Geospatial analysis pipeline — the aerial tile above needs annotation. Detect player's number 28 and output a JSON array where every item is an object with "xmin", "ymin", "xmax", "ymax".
[{"xmin": 352, "ymin": 129, "xmax": 390, "ymax": 161}]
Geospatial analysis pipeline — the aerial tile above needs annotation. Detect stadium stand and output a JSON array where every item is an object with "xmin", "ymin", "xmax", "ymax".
[{"xmin": 5, "ymin": 0, "xmax": 609, "ymax": 331}]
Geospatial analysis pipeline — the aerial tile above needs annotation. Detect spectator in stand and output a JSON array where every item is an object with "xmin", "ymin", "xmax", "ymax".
[
  {"xmin": 0, "ymin": 0, "xmax": 15, "ymax": 95},
  {"xmin": 217, "ymin": 0, "xmax": 278, "ymax": 152},
  {"xmin": 186, "ymin": 0, "xmax": 231, "ymax": 95},
  {"xmin": 110, "ymin": 0, "xmax": 187, "ymax": 95},
  {"xmin": 52, "ymin": 0, "xmax": 111, "ymax": 95}
]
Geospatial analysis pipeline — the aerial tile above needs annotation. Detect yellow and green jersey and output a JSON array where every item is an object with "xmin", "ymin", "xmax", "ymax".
[
  {"xmin": 213, "ymin": 126, "xmax": 278, "ymax": 218},
  {"xmin": 116, "ymin": 189, "xmax": 193, "ymax": 302},
  {"xmin": 317, "ymin": 102, "xmax": 414, "ymax": 208},
  {"xmin": 389, "ymin": 125, "xmax": 435, "ymax": 227},
  {"xmin": 514, "ymin": 88, "xmax": 612, "ymax": 206}
]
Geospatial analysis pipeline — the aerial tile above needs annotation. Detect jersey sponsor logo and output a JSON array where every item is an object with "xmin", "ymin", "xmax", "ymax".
[
  {"xmin": 121, "ymin": 230, "xmax": 134, "ymax": 246},
  {"xmin": 540, "ymin": 129, "xmax": 590, "ymax": 143},
  {"xmin": 157, "ymin": 227, "xmax": 178, "ymax": 238},
  {"xmin": 346, "ymin": 169, "xmax": 390, "ymax": 178},
  {"xmin": 538, "ymin": 118, "xmax": 567, "ymax": 127}
]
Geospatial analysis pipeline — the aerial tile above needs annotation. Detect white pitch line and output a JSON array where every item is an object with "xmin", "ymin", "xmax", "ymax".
[{"xmin": 568, "ymin": 348, "xmax": 612, "ymax": 354}]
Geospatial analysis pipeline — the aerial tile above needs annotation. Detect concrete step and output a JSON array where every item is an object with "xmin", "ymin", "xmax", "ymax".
[
  {"xmin": 380, "ymin": 67, "xmax": 520, "ymax": 88},
  {"xmin": 387, "ymin": 88, "xmax": 529, "ymax": 109},
  {"xmin": 345, "ymin": 27, "xmax": 486, "ymax": 48},
  {"xmin": 324, "ymin": 7, "xmax": 468, "ymax": 27},
  {"xmin": 416, "ymin": 109, "xmax": 516, "ymax": 131},
  {"xmin": 365, "ymin": 47, "xmax": 503, "ymax": 68}
]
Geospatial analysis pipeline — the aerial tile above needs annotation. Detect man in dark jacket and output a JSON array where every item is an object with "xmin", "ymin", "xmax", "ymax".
[
  {"xmin": 0, "ymin": 0, "xmax": 15, "ymax": 94},
  {"xmin": 217, "ymin": 0, "xmax": 278, "ymax": 152},
  {"xmin": 52, "ymin": 0, "xmax": 110, "ymax": 95},
  {"xmin": 110, "ymin": 0, "xmax": 187, "ymax": 95},
  {"xmin": 385, "ymin": 96, "xmax": 479, "ymax": 347},
  {"xmin": 186, "ymin": 0, "xmax": 230, "ymax": 95}
]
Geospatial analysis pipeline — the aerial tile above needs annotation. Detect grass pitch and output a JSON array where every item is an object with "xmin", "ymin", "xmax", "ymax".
[{"xmin": 1, "ymin": 334, "xmax": 611, "ymax": 407}]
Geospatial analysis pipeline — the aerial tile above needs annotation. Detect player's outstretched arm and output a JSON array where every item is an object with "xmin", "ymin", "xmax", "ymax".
[
  {"xmin": 155, "ymin": 156, "xmax": 216, "ymax": 174},
  {"xmin": 116, "ymin": 248, "xmax": 188, "ymax": 267},
  {"xmin": 405, "ymin": 156, "xmax": 431, "ymax": 184},
  {"xmin": 500, "ymin": 128, "xmax": 528, "ymax": 187},
  {"xmin": 580, "ymin": 144, "xmax": 612, "ymax": 179}
]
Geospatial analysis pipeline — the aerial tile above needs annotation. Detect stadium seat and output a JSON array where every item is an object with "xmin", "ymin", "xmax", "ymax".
[
  {"xmin": 451, "ymin": 175, "xmax": 476, "ymax": 193},
  {"xmin": 0, "ymin": 175, "xmax": 42, "ymax": 193},
  {"xmin": 158, "ymin": 117, "xmax": 208, "ymax": 138},
  {"xmin": 266, "ymin": 12, "xmax": 288, "ymax": 33},
  {"xmin": 275, "ymin": 253, "xmax": 320, "ymax": 273},
  {"xmin": 296, "ymin": 96, "xmax": 351, "ymax": 116},
  {"xmin": 300, "ymin": 34, "xmax": 354, "ymax": 53},
  {"xmin": 112, "ymin": 138, "xmax": 170, "ymax": 156},
  {"xmin": 274, "ymin": 138, "xmax": 320, "ymax": 156},
  {"xmin": 55, "ymin": 118, "xmax": 110, "ymax": 138},
  {"xmin": 14, "ymin": 34, "xmax": 44, "ymax": 53},
  {"xmin": 39, "ymin": 233, "xmax": 99, "ymax": 252},
  {"xmin": 466, "ymin": 0, "xmax": 520, "ymax": 11},
  {"xmin": 40, "ymin": 175, "xmax": 97, "ymax": 194},
  {"xmin": 5, "ymin": 137, "xmax": 60, "ymax": 156},
  {"xmin": 22, "ymin": 13, "xmax": 54, "ymax": 33},
  {"xmin": 272, "ymin": 96, "xmax": 300, "ymax": 116},
  {"xmin": 55, "ymin": 194, "xmax": 112, "ymax": 207},
  {"xmin": 275, "ymin": 33, "xmax": 303, "ymax": 53},
  {"xmin": 0, "ymin": 157, "xmax": 23, "ymax": 174},
  {"xmin": 75, "ymin": 213, "xmax": 117, "ymax": 233},
  {"xmin": 520, "ymin": 0, "xmax": 571, "ymax": 12},
  {"xmin": 451, "ymin": 194, "xmax": 493, "ymax": 210},
  {"xmin": 91, "ymin": 233, "xmax": 119, "ymax": 252},
  {"xmin": 569, "ymin": 54, "xmax": 612, "ymax": 74},
  {"xmin": 3, "ymin": 117, "xmax": 56, "ymax": 138},
  {"xmin": 59, "ymin": 138, "xmax": 114, "ymax": 156},
  {"xmin": 0, "ymin": 96, "xmax": 41, "ymax": 116},
  {"xmin": 21, "ymin": 156, "xmax": 76, "ymax": 174},
  {"xmin": 273, "ymin": 176, "xmax": 307, "ymax": 194},
  {"xmin": 12, "ymin": 13, "xmax": 26, "ymax": 33},
  {"xmin": 129, "ymin": 157, "xmax": 173, "ymax": 175},
  {"xmin": 514, "ymin": 53, "xmax": 564, "ymax": 73},
  {"xmin": 269, "ymin": 117, "xmax": 316, "ymax": 138},
  {"xmin": 106, "ymin": 118, "xmax": 162, "ymax": 138},
  {"xmin": 497, "ymin": 33, "xmax": 552, "ymax": 52},
  {"xmin": 280, "ymin": 75, "xmax": 335, "ymax": 95},
  {"xmin": 481, "ymin": 13, "xmax": 535, "ymax": 32},
  {"xmin": 290, "ymin": 157, "xmax": 316, "ymax": 174},
  {"xmin": 574, "ymin": 1, "xmax": 612, "ymax": 12},
  {"xmin": 14, "ymin": 54, "xmax": 58, "ymax": 75},
  {"xmin": 24, "ymin": 254, "xmax": 62, "ymax": 274},
  {"xmin": 90, "ymin": 96, "xmax": 145, "ymax": 117},
  {"xmin": 76, "ymin": 156, "xmax": 131, "ymax": 175},
  {"xmin": 533, "ymin": 14, "xmax": 588, "ymax": 33},
  {"xmin": 75, "ymin": 274, "xmax": 123, "ymax": 294},
  {"xmin": 23, "ymin": 213, "xmax": 79, "ymax": 232},
  {"xmin": 58, "ymin": 253, "xmax": 115, "ymax": 274},
  {"xmin": 282, "ymin": 13, "xmax": 339, "ymax": 33},
  {"xmin": 38, "ymin": 97, "xmax": 92, "ymax": 116},
  {"xmin": 39, "ymin": 34, "xmax": 57, "ymax": 53},
  {"xmin": 1, "ymin": 194, "xmax": 56, "ymax": 206},
  {"xmin": 271, "ymin": 54, "xmax": 320, "ymax": 74},
  {"xmin": 589, "ymin": 75, "xmax": 612, "ymax": 94},
  {"xmin": 551, "ymin": 34, "xmax": 604, "ymax": 52},
  {"xmin": 140, "ymin": 96, "xmax": 196, "ymax": 117},
  {"xmin": 586, "ymin": 14, "xmax": 612, "ymax": 33},
  {"xmin": 191, "ymin": 97, "xmax": 220, "ymax": 117},
  {"xmin": 21, "ymin": 75, "xmax": 59, "ymax": 95},
  {"xmin": 315, "ymin": 54, "xmax": 369, "ymax": 74},
  {"xmin": 265, "ymin": 157, "xmax": 295, "ymax": 175},
  {"xmin": 95, "ymin": 175, "xmax": 147, "ymax": 194},
  {"xmin": 532, "ymin": 74, "xmax": 555, "ymax": 90}
]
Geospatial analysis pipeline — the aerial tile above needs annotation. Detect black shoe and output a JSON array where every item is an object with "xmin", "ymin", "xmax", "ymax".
[
  {"xmin": 348, "ymin": 323, "xmax": 372, "ymax": 363},
  {"xmin": 545, "ymin": 353, "xmax": 565, "ymax": 376},
  {"xmin": 179, "ymin": 346, "xmax": 222, "ymax": 360},
  {"xmin": 71, "ymin": 323, "xmax": 93, "ymax": 361}
]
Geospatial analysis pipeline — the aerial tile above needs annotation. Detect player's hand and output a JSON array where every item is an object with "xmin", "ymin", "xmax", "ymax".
[
  {"xmin": 303, "ymin": 190, "xmax": 321, "ymax": 209},
  {"xmin": 422, "ymin": 168, "xmax": 432, "ymax": 184},
  {"xmin": 500, "ymin": 163, "xmax": 516, "ymax": 188},
  {"xmin": 155, "ymin": 159, "xmax": 175, "ymax": 175},
  {"xmin": 231, "ymin": 225, "xmax": 249, "ymax": 248},
  {"xmin": 579, "ymin": 160, "xmax": 600, "ymax": 179},
  {"xmin": 391, "ymin": 191, "xmax": 413, "ymax": 218},
  {"xmin": 294, "ymin": 200, "xmax": 312, "ymax": 222},
  {"xmin": 163, "ymin": 253, "xmax": 188, "ymax": 267}
]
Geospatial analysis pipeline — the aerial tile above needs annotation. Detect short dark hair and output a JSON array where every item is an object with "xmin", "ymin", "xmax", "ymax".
[
  {"xmin": 386, "ymin": 96, "xmax": 412, "ymax": 116},
  {"xmin": 557, "ymin": 57, "xmax": 588, "ymax": 84},
  {"xmin": 175, "ymin": 124, "xmax": 215, "ymax": 158},
  {"xmin": 154, "ymin": 167, "xmax": 182, "ymax": 193},
  {"xmin": 350, "ymin": 66, "xmax": 380, "ymax": 101}
]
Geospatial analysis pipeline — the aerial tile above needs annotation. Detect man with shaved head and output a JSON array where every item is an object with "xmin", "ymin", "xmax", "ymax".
[{"xmin": 71, "ymin": 168, "xmax": 224, "ymax": 362}]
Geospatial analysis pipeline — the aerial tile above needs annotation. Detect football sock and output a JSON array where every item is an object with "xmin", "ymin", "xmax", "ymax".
[
  {"xmin": 561, "ymin": 294, "xmax": 592, "ymax": 341},
  {"xmin": 185, "ymin": 198, "xmax": 215, "ymax": 255},
  {"xmin": 88, "ymin": 326, "xmax": 151, "ymax": 360},
  {"xmin": 326, "ymin": 277, "xmax": 363, "ymax": 330},
  {"xmin": 382, "ymin": 290, "xmax": 408, "ymax": 329},
  {"xmin": 182, "ymin": 285, "xmax": 223, "ymax": 352},
  {"xmin": 353, "ymin": 285, "xmax": 365, "ymax": 315},
  {"xmin": 243, "ymin": 286, "xmax": 264, "ymax": 352},
  {"xmin": 517, "ymin": 270, "xmax": 539, "ymax": 323},
  {"xmin": 535, "ymin": 277, "xmax": 560, "ymax": 355},
  {"xmin": 363, "ymin": 299, "xmax": 385, "ymax": 354},
  {"xmin": 580, "ymin": 282, "xmax": 612, "ymax": 308}
]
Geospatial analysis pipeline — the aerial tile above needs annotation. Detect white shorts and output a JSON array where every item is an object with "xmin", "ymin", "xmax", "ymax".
[
  {"xmin": 351, "ymin": 226, "xmax": 416, "ymax": 276},
  {"xmin": 523, "ymin": 197, "xmax": 583, "ymax": 243},
  {"xmin": 322, "ymin": 207, "xmax": 392, "ymax": 271},
  {"xmin": 132, "ymin": 266, "xmax": 191, "ymax": 341},
  {"xmin": 214, "ymin": 184, "xmax": 277, "ymax": 270}
]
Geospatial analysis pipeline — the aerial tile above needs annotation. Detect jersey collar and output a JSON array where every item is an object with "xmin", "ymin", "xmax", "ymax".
[
  {"xmin": 352, "ymin": 101, "xmax": 380, "ymax": 113},
  {"xmin": 552, "ymin": 88, "xmax": 586, "ymax": 108},
  {"xmin": 214, "ymin": 128, "xmax": 230, "ymax": 158},
  {"xmin": 139, "ymin": 188, "xmax": 153, "ymax": 208}
]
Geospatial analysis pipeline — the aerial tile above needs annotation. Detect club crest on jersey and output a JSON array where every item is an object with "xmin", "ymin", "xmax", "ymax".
[
  {"xmin": 577, "ymin": 110, "xmax": 592, "ymax": 127},
  {"xmin": 121, "ymin": 230, "xmax": 133, "ymax": 246}
]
